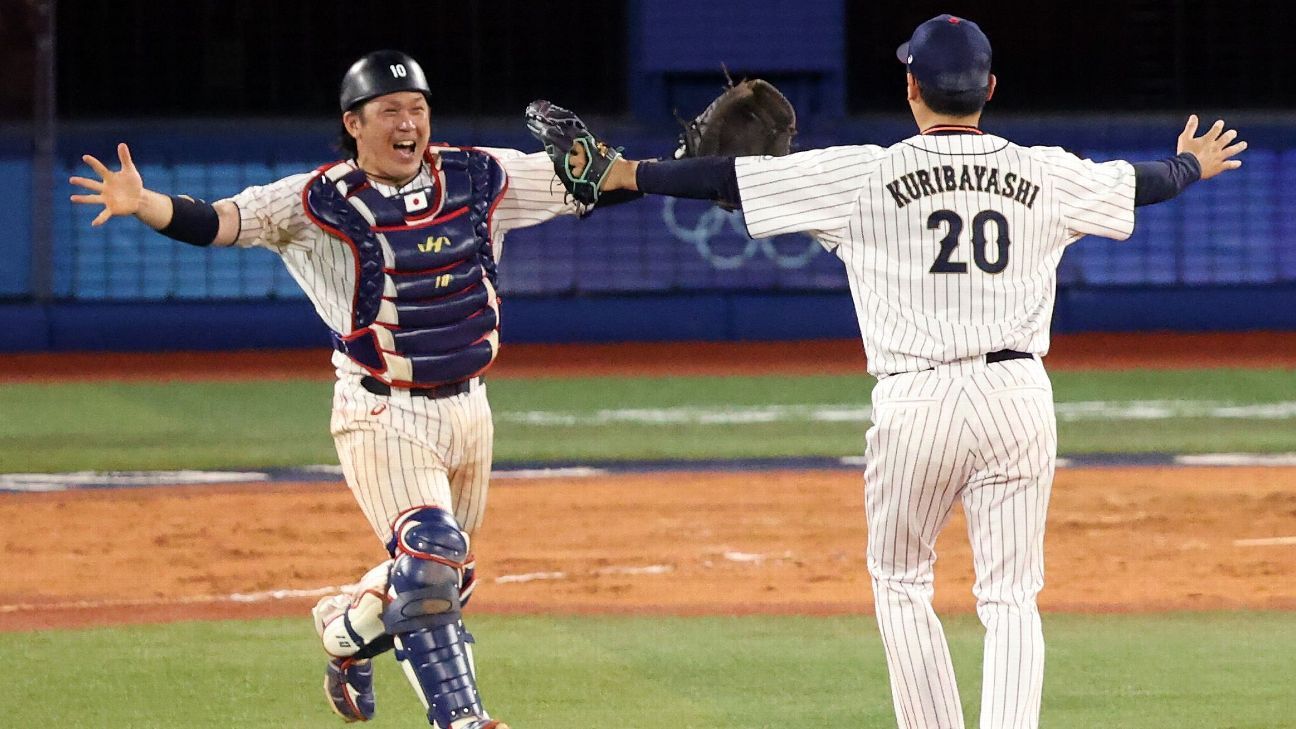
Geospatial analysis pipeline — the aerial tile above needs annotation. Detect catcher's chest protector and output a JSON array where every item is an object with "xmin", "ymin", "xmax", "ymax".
[{"xmin": 304, "ymin": 148, "xmax": 507, "ymax": 387}]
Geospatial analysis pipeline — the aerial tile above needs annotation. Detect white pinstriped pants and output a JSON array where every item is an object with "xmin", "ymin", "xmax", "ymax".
[
  {"xmin": 330, "ymin": 374, "xmax": 495, "ymax": 543},
  {"xmin": 865, "ymin": 357, "xmax": 1056, "ymax": 729}
]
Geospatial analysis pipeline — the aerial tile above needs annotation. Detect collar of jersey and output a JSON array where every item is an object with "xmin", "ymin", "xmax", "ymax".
[
  {"xmin": 921, "ymin": 124, "xmax": 985, "ymax": 136},
  {"xmin": 351, "ymin": 160, "xmax": 435, "ymax": 197}
]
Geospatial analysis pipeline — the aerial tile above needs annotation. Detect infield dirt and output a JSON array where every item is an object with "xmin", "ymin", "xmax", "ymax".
[
  {"xmin": 2, "ymin": 465, "xmax": 1294, "ymax": 632},
  {"xmin": 2, "ymin": 334, "xmax": 1294, "ymax": 631}
]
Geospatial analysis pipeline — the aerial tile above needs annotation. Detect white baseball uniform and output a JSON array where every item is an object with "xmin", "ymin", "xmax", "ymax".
[
  {"xmin": 735, "ymin": 127, "xmax": 1135, "ymax": 729},
  {"xmin": 223, "ymin": 146, "xmax": 576, "ymax": 540}
]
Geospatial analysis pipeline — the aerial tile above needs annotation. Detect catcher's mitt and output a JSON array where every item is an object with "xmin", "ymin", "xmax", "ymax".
[
  {"xmin": 525, "ymin": 99, "xmax": 621, "ymax": 205},
  {"xmin": 676, "ymin": 77, "xmax": 797, "ymax": 159}
]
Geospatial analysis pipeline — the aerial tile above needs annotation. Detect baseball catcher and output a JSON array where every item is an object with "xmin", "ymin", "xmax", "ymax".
[
  {"xmin": 72, "ymin": 47, "xmax": 648, "ymax": 729},
  {"xmin": 526, "ymin": 76, "xmax": 796, "ymax": 206}
]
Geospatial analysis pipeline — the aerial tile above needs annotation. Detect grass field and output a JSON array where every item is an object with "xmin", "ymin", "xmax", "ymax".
[
  {"xmin": 4, "ymin": 612, "xmax": 1293, "ymax": 728},
  {"xmin": 1, "ymin": 367, "xmax": 1294, "ymax": 471},
  {"xmin": 4, "ymin": 366, "xmax": 1294, "ymax": 728}
]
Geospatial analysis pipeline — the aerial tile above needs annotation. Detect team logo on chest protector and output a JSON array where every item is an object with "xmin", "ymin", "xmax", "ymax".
[{"xmin": 303, "ymin": 147, "xmax": 507, "ymax": 387}]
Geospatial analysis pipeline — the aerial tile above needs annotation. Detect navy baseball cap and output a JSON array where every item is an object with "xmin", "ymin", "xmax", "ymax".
[{"xmin": 896, "ymin": 14, "xmax": 992, "ymax": 93}]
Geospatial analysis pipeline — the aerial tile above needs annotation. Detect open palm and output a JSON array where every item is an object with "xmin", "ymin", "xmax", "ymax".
[
  {"xmin": 69, "ymin": 142, "xmax": 143, "ymax": 226},
  {"xmin": 1176, "ymin": 115, "xmax": 1246, "ymax": 181}
]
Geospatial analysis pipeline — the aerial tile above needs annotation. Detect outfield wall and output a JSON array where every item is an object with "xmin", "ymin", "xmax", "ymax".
[
  {"xmin": 7, "ymin": 286, "xmax": 1296, "ymax": 353},
  {"xmin": 5, "ymin": 115, "xmax": 1296, "ymax": 351}
]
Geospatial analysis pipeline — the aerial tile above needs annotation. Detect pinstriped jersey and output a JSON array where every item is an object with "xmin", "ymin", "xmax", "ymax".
[
  {"xmin": 221, "ymin": 146, "xmax": 576, "ymax": 375},
  {"xmin": 734, "ymin": 131, "xmax": 1136, "ymax": 376}
]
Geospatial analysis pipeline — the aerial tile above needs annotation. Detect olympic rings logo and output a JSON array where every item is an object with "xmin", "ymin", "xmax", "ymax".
[{"xmin": 661, "ymin": 198, "xmax": 827, "ymax": 270}]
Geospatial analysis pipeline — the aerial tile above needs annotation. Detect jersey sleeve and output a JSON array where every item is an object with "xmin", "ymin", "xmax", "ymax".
[
  {"xmin": 1036, "ymin": 148, "xmax": 1136, "ymax": 242},
  {"xmin": 220, "ymin": 172, "xmax": 316, "ymax": 250},
  {"xmin": 480, "ymin": 147, "xmax": 579, "ymax": 237},
  {"xmin": 734, "ymin": 145, "xmax": 885, "ymax": 242}
]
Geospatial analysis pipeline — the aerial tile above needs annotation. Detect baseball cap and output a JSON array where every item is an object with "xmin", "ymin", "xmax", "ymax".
[{"xmin": 896, "ymin": 14, "xmax": 992, "ymax": 93}]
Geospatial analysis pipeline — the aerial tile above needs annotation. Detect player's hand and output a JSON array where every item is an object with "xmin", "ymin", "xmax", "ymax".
[
  {"xmin": 567, "ymin": 139, "xmax": 590, "ymax": 178},
  {"xmin": 69, "ymin": 142, "xmax": 144, "ymax": 226},
  {"xmin": 566, "ymin": 143, "xmax": 637, "ymax": 191},
  {"xmin": 1176, "ymin": 115, "xmax": 1246, "ymax": 181}
]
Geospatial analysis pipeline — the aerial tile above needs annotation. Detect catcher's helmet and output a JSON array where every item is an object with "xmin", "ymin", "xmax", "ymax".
[{"xmin": 339, "ymin": 50, "xmax": 432, "ymax": 111}]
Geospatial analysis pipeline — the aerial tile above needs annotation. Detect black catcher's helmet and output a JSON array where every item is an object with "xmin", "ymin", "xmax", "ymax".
[{"xmin": 339, "ymin": 50, "xmax": 432, "ymax": 111}]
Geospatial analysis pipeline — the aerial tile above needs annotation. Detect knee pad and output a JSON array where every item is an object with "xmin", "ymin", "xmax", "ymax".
[
  {"xmin": 314, "ymin": 559, "xmax": 395, "ymax": 660},
  {"xmin": 460, "ymin": 554, "xmax": 478, "ymax": 608},
  {"xmin": 384, "ymin": 507, "xmax": 470, "ymax": 635}
]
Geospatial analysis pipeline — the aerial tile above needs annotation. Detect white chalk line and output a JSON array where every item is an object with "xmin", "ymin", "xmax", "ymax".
[
  {"xmin": 494, "ymin": 563, "xmax": 676, "ymax": 584},
  {"xmin": 1233, "ymin": 536, "xmax": 1296, "ymax": 547},
  {"xmin": 0, "ymin": 470, "xmax": 270, "ymax": 492},
  {"xmin": 0, "ymin": 562, "xmax": 679, "ymax": 613},
  {"xmin": 593, "ymin": 564, "xmax": 674, "ymax": 576},
  {"xmin": 294, "ymin": 465, "xmax": 609, "ymax": 480},
  {"xmin": 848, "ymin": 456, "xmax": 1076, "ymax": 469},
  {"xmin": 496, "ymin": 467, "xmax": 610, "ymax": 479},
  {"xmin": 1177, "ymin": 453, "xmax": 1296, "ymax": 467},
  {"xmin": 0, "ymin": 585, "xmax": 346, "ymax": 614},
  {"xmin": 0, "ymin": 465, "xmax": 609, "ymax": 492},
  {"xmin": 494, "ymin": 571, "xmax": 567, "ymax": 584},
  {"xmin": 498, "ymin": 400, "xmax": 1296, "ymax": 427}
]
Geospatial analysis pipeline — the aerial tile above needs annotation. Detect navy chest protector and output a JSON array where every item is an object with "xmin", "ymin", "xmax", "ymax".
[{"xmin": 304, "ymin": 148, "xmax": 506, "ymax": 387}]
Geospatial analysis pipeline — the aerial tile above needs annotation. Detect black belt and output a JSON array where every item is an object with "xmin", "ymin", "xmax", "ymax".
[
  {"xmin": 885, "ymin": 349, "xmax": 1033, "ymax": 377},
  {"xmin": 985, "ymin": 349, "xmax": 1034, "ymax": 364},
  {"xmin": 360, "ymin": 375, "xmax": 480, "ymax": 399}
]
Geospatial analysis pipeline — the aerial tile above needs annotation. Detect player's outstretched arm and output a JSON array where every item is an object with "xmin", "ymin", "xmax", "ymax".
[
  {"xmin": 69, "ymin": 142, "xmax": 240, "ymax": 246},
  {"xmin": 562, "ymin": 131, "xmax": 748, "ymax": 209},
  {"xmin": 527, "ymin": 100, "xmax": 742, "ymax": 208},
  {"xmin": 1131, "ymin": 116, "xmax": 1247, "ymax": 207},
  {"xmin": 1176, "ymin": 115, "xmax": 1246, "ymax": 180}
]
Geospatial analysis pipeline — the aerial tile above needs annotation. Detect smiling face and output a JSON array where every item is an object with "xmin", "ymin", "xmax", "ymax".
[{"xmin": 343, "ymin": 91, "xmax": 431, "ymax": 185}]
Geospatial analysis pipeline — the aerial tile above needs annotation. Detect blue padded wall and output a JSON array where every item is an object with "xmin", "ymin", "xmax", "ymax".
[
  {"xmin": 0, "ymin": 158, "xmax": 33, "ymax": 297},
  {"xmin": 46, "ymin": 121, "xmax": 1296, "ymax": 301},
  {"xmin": 4, "ymin": 115, "xmax": 1294, "ymax": 351}
]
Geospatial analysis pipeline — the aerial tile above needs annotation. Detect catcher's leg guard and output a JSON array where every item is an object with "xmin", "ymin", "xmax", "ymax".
[{"xmin": 384, "ymin": 507, "xmax": 502, "ymax": 729}]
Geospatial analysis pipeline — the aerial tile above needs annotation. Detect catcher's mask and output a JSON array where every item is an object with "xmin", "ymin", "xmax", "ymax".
[{"xmin": 339, "ymin": 50, "xmax": 432, "ymax": 112}]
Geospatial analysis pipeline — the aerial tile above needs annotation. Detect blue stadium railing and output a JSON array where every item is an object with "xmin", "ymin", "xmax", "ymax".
[
  {"xmin": 41, "ymin": 116, "xmax": 1296, "ymax": 300},
  {"xmin": 4, "ymin": 115, "xmax": 1295, "ymax": 350}
]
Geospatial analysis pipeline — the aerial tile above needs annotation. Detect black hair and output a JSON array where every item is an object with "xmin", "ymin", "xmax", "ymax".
[
  {"xmin": 336, "ymin": 120, "xmax": 358, "ymax": 159},
  {"xmin": 917, "ymin": 81, "xmax": 989, "ymax": 117},
  {"xmin": 335, "ymin": 101, "xmax": 367, "ymax": 159}
]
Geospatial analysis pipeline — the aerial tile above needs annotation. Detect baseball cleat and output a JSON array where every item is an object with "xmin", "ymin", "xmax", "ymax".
[
  {"xmin": 450, "ymin": 719, "xmax": 509, "ymax": 729},
  {"xmin": 324, "ymin": 657, "xmax": 376, "ymax": 722}
]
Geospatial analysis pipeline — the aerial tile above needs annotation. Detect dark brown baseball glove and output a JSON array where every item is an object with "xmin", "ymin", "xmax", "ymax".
[{"xmin": 676, "ymin": 77, "xmax": 797, "ymax": 159}]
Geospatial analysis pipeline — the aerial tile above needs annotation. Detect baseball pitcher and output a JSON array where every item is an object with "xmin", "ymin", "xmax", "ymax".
[{"xmin": 526, "ymin": 14, "xmax": 1245, "ymax": 728}]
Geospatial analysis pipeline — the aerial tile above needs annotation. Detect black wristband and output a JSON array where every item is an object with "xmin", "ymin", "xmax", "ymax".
[
  {"xmin": 593, "ymin": 189, "xmax": 645, "ymax": 209},
  {"xmin": 578, "ymin": 188, "xmax": 645, "ymax": 218},
  {"xmin": 159, "ymin": 195, "xmax": 220, "ymax": 246}
]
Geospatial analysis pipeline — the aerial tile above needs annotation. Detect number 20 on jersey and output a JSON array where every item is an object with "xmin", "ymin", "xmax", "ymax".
[{"xmin": 928, "ymin": 209, "xmax": 1010, "ymax": 274}]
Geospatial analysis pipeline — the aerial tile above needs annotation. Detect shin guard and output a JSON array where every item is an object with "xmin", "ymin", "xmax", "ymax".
[{"xmin": 384, "ymin": 507, "xmax": 493, "ymax": 728}]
